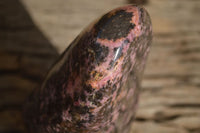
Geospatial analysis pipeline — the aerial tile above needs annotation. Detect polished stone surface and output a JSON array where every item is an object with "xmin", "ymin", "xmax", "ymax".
[{"xmin": 24, "ymin": 5, "xmax": 152, "ymax": 133}]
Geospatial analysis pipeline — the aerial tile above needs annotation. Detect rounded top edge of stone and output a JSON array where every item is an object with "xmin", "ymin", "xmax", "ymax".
[{"xmin": 93, "ymin": 5, "xmax": 152, "ymax": 44}]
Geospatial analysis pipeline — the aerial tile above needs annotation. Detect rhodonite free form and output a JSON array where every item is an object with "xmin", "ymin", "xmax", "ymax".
[{"xmin": 24, "ymin": 5, "xmax": 152, "ymax": 133}]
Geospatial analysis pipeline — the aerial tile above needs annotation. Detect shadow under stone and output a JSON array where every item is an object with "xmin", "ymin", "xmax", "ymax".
[{"xmin": 0, "ymin": 0, "xmax": 59, "ymax": 132}]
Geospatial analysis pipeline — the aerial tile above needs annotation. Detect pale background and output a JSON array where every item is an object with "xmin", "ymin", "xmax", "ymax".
[{"xmin": 0, "ymin": 0, "xmax": 200, "ymax": 133}]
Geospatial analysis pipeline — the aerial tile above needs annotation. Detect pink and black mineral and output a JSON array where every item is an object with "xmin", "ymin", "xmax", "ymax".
[{"xmin": 24, "ymin": 5, "xmax": 152, "ymax": 133}]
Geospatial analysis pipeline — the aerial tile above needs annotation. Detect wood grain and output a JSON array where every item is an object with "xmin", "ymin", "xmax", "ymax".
[{"xmin": 0, "ymin": 0, "xmax": 199, "ymax": 133}]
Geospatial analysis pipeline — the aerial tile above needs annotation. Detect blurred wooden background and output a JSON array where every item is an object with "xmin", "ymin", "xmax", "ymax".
[{"xmin": 0, "ymin": 0, "xmax": 200, "ymax": 133}]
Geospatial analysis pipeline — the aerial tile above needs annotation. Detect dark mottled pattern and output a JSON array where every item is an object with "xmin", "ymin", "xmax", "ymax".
[
  {"xmin": 24, "ymin": 5, "xmax": 152, "ymax": 133},
  {"xmin": 95, "ymin": 10, "xmax": 135, "ymax": 41}
]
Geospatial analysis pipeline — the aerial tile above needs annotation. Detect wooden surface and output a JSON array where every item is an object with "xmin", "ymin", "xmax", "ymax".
[{"xmin": 0, "ymin": 0, "xmax": 200, "ymax": 133}]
